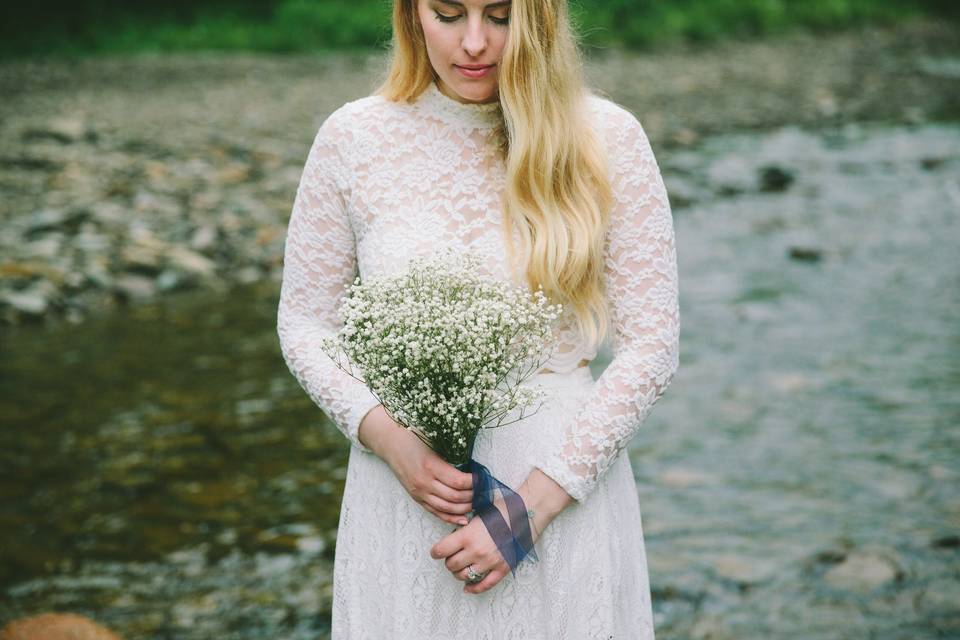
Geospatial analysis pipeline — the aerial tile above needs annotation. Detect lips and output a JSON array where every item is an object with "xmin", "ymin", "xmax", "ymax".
[{"xmin": 456, "ymin": 64, "xmax": 493, "ymax": 70}]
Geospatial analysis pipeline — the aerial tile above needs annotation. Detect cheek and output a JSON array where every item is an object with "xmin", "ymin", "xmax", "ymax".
[
  {"xmin": 420, "ymin": 22, "xmax": 452, "ymax": 58},
  {"xmin": 492, "ymin": 30, "xmax": 509, "ymax": 59}
]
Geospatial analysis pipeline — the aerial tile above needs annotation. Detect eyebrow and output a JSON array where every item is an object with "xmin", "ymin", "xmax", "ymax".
[{"xmin": 436, "ymin": 0, "xmax": 512, "ymax": 8}]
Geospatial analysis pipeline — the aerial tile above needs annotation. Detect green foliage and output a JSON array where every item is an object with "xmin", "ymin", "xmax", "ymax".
[
  {"xmin": 0, "ymin": 0, "xmax": 953, "ymax": 59},
  {"xmin": 569, "ymin": 0, "xmax": 931, "ymax": 51},
  {"xmin": 272, "ymin": 1, "xmax": 393, "ymax": 50}
]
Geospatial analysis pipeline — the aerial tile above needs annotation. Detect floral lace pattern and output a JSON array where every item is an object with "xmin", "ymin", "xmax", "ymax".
[{"xmin": 277, "ymin": 79, "xmax": 680, "ymax": 503}]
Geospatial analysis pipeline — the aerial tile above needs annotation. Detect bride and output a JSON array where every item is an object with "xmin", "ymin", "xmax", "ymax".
[{"xmin": 276, "ymin": 0, "xmax": 680, "ymax": 637}]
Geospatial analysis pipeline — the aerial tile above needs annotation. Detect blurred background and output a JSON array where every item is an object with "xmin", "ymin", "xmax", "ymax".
[{"xmin": 1, "ymin": 1, "xmax": 958, "ymax": 638}]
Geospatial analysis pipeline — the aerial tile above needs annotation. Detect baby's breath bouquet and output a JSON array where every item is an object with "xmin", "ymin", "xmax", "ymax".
[
  {"xmin": 320, "ymin": 248, "xmax": 563, "ymax": 577},
  {"xmin": 320, "ymin": 247, "xmax": 563, "ymax": 468}
]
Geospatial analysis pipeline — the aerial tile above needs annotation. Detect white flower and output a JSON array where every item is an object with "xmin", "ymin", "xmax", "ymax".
[{"xmin": 321, "ymin": 248, "xmax": 563, "ymax": 465}]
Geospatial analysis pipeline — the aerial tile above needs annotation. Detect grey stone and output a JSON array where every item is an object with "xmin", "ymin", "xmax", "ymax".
[
  {"xmin": 823, "ymin": 549, "xmax": 903, "ymax": 592},
  {"xmin": 167, "ymin": 246, "xmax": 217, "ymax": 276},
  {"xmin": 2, "ymin": 289, "xmax": 49, "ymax": 315},
  {"xmin": 112, "ymin": 274, "xmax": 157, "ymax": 301},
  {"xmin": 190, "ymin": 225, "xmax": 219, "ymax": 251}
]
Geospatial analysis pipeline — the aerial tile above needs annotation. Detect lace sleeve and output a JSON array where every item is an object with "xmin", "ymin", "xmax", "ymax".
[
  {"xmin": 532, "ymin": 111, "xmax": 680, "ymax": 503},
  {"xmin": 276, "ymin": 113, "xmax": 381, "ymax": 453}
]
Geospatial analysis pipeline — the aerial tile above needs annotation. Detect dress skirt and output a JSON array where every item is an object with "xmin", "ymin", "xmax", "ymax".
[{"xmin": 330, "ymin": 365, "xmax": 656, "ymax": 640}]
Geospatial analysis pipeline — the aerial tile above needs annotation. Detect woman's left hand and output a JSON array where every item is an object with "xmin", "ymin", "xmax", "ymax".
[
  {"xmin": 430, "ymin": 471, "xmax": 570, "ymax": 594},
  {"xmin": 429, "ymin": 511, "xmax": 513, "ymax": 594}
]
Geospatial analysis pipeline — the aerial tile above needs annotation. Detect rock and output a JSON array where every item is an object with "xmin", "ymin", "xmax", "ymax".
[
  {"xmin": 236, "ymin": 266, "xmax": 262, "ymax": 284},
  {"xmin": 23, "ymin": 235, "xmax": 64, "ymax": 259},
  {"xmin": 89, "ymin": 202, "xmax": 128, "ymax": 227},
  {"xmin": 112, "ymin": 274, "xmax": 157, "ymax": 301},
  {"xmin": 132, "ymin": 190, "xmax": 180, "ymax": 217},
  {"xmin": 155, "ymin": 270, "xmax": 182, "ymax": 292},
  {"xmin": 659, "ymin": 466, "xmax": 714, "ymax": 488},
  {"xmin": 0, "ymin": 612, "xmax": 122, "ymax": 640},
  {"xmin": 2, "ymin": 289, "xmax": 50, "ymax": 315},
  {"xmin": 931, "ymin": 534, "xmax": 960, "ymax": 549},
  {"xmin": 916, "ymin": 55, "xmax": 960, "ymax": 80},
  {"xmin": 707, "ymin": 155, "xmax": 756, "ymax": 195},
  {"xmin": 120, "ymin": 244, "xmax": 164, "ymax": 275},
  {"xmin": 172, "ymin": 592, "xmax": 219, "ymax": 628},
  {"xmin": 662, "ymin": 174, "xmax": 700, "ymax": 208},
  {"xmin": 917, "ymin": 577, "xmax": 960, "ymax": 612},
  {"xmin": 788, "ymin": 246, "xmax": 822, "ymax": 262},
  {"xmin": 0, "ymin": 155, "xmax": 60, "ymax": 171},
  {"xmin": 671, "ymin": 127, "xmax": 700, "ymax": 147},
  {"xmin": 823, "ymin": 548, "xmax": 903, "ymax": 592},
  {"xmin": 167, "ymin": 246, "xmax": 217, "ymax": 277},
  {"xmin": 920, "ymin": 156, "xmax": 947, "ymax": 170},
  {"xmin": 84, "ymin": 264, "xmax": 114, "ymax": 290},
  {"xmin": 25, "ymin": 209, "xmax": 67, "ymax": 234},
  {"xmin": 26, "ymin": 208, "xmax": 90, "ymax": 238},
  {"xmin": 711, "ymin": 553, "xmax": 778, "ymax": 585},
  {"xmin": 296, "ymin": 536, "xmax": 325, "ymax": 555},
  {"xmin": 190, "ymin": 225, "xmax": 219, "ymax": 252},
  {"xmin": 815, "ymin": 88, "xmax": 839, "ymax": 117},
  {"xmin": 689, "ymin": 612, "xmax": 729, "ymax": 640},
  {"xmin": 74, "ymin": 231, "xmax": 111, "ymax": 252},
  {"xmin": 758, "ymin": 164, "xmax": 795, "ymax": 192},
  {"xmin": 20, "ymin": 117, "xmax": 95, "ymax": 145},
  {"xmin": 0, "ymin": 261, "xmax": 61, "ymax": 282}
]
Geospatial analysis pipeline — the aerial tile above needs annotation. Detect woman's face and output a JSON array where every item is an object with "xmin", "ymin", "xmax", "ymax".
[{"xmin": 416, "ymin": 0, "xmax": 511, "ymax": 105}]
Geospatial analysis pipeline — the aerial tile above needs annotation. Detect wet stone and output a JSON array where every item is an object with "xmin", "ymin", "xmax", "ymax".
[
  {"xmin": 112, "ymin": 274, "xmax": 157, "ymax": 301},
  {"xmin": 822, "ymin": 548, "xmax": 903, "ymax": 593}
]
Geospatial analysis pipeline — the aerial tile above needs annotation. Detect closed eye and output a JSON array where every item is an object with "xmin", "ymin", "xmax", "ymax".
[{"xmin": 433, "ymin": 11, "xmax": 509, "ymax": 26}]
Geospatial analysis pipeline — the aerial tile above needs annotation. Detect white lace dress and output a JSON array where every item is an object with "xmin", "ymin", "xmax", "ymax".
[{"xmin": 277, "ymin": 80, "xmax": 680, "ymax": 640}]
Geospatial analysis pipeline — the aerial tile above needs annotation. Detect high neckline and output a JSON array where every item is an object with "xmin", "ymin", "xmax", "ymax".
[{"xmin": 416, "ymin": 79, "xmax": 502, "ymax": 130}]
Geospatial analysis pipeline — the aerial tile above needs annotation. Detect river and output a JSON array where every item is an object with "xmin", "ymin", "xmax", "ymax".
[{"xmin": 2, "ymin": 120, "xmax": 958, "ymax": 638}]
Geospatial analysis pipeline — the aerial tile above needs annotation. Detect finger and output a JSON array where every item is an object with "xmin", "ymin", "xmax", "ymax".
[
  {"xmin": 426, "ymin": 493, "xmax": 473, "ymax": 516},
  {"xmin": 444, "ymin": 548, "xmax": 473, "ymax": 574},
  {"xmin": 420, "ymin": 495, "xmax": 469, "ymax": 525},
  {"xmin": 423, "ymin": 503, "xmax": 464, "ymax": 526},
  {"xmin": 440, "ymin": 465, "xmax": 474, "ymax": 491},
  {"xmin": 430, "ymin": 479, "xmax": 473, "ymax": 504},
  {"xmin": 430, "ymin": 529, "xmax": 465, "ymax": 560},
  {"xmin": 420, "ymin": 502, "xmax": 461, "ymax": 524},
  {"xmin": 463, "ymin": 567, "xmax": 504, "ymax": 594}
]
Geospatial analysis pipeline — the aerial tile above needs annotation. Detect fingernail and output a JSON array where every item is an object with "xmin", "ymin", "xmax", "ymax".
[{"xmin": 460, "ymin": 518, "xmax": 469, "ymax": 525}]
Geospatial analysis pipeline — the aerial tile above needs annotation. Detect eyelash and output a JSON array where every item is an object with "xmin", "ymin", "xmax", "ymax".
[{"xmin": 433, "ymin": 11, "xmax": 509, "ymax": 26}]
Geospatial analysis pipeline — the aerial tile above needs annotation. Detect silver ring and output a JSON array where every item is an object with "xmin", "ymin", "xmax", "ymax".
[{"xmin": 465, "ymin": 565, "xmax": 484, "ymax": 583}]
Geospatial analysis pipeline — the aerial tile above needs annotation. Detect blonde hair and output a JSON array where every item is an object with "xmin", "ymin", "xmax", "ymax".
[{"xmin": 375, "ymin": 0, "xmax": 614, "ymax": 349}]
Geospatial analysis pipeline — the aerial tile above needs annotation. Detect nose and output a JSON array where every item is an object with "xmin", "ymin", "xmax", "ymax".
[{"xmin": 461, "ymin": 16, "xmax": 487, "ymax": 58}]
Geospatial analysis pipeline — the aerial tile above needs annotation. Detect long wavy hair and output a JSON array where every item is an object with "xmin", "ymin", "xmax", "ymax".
[{"xmin": 374, "ymin": 0, "xmax": 614, "ymax": 349}]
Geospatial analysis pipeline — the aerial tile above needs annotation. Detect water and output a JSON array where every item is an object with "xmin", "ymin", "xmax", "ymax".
[{"xmin": 2, "ymin": 122, "xmax": 958, "ymax": 638}]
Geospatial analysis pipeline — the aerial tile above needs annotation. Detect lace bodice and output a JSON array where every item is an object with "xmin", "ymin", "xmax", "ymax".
[{"xmin": 277, "ymin": 80, "xmax": 680, "ymax": 503}]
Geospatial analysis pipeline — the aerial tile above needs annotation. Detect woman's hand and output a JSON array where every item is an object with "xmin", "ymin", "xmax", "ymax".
[
  {"xmin": 359, "ymin": 405, "xmax": 474, "ymax": 527},
  {"xmin": 429, "ymin": 510, "xmax": 514, "ymax": 595},
  {"xmin": 429, "ymin": 485, "xmax": 542, "ymax": 595},
  {"xmin": 429, "ymin": 470, "xmax": 572, "ymax": 594}
]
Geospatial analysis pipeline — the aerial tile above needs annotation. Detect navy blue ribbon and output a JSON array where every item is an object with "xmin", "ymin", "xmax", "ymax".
[{"xmin": 455, "ymin": 450, "xmax": 538, "ymax": 576}]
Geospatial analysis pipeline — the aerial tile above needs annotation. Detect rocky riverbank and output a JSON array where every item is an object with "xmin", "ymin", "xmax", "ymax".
[{"xmin": 1, "ymin": 18, "xmax": 958, "ymax": 326}]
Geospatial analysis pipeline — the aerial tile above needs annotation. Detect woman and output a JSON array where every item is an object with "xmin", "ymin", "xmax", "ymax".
[{"xmin": 276, "ymin": 0, "xmax": 680, "ymax": 637}]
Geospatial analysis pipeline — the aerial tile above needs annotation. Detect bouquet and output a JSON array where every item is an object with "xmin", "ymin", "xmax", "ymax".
[{"xmin": 320, "ymin": 247, "xmax": 563, "ymax": 573}]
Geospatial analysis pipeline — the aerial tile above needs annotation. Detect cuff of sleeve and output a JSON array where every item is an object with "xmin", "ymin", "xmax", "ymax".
[
  {"xmin": 533, "ymin": 454, "xmax": 594, "ymax": 504},
  {"xmin": 344, "ymin": 391, "xmax": 382, "ymax": 454}
]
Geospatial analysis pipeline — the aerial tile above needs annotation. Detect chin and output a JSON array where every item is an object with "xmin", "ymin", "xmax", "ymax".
[{"xmin": 450, "ymin": 80, "xmax": 498, "ymax": 103}]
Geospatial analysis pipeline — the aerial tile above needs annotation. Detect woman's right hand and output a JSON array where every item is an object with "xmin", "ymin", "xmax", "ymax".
[
  {"xmin": 359, "ymin": 406, "xmax": 474, "ymax": 526},
  {"xmin": 387, "ymin": 428, "xmax": 475, "ymax": 526}
]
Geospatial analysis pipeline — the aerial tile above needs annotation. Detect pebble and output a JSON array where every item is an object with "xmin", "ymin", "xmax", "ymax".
[{"xmin": 822, "ymin": 548, "xmax": 903, "ymax": 592}]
